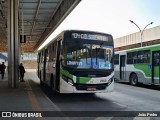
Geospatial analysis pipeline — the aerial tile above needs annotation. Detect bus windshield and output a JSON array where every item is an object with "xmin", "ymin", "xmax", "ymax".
[{"xmin": 62, "ymin": 40, "xmax": 113, "ymax": 70}]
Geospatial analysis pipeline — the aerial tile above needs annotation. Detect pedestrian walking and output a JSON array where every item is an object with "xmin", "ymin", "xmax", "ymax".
[
  {"xmin": 19, "ymin": 63, "xmax": 26, "ymax": 82},
  {"xmin": 1, "ymin": 62, "xmax": 6, "ymax": 80}
]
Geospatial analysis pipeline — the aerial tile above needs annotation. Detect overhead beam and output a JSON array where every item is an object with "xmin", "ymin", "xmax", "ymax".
[
  {"xmin": 34, "ymin": 0, "xmax": 81, "ymax": 51},
  {"xmin": 29, "ymin": 0, "xmax": 41, "ymax": 40}
]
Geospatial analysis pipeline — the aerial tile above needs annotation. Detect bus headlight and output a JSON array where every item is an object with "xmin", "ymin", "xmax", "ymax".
[
  {"xmin": 62, "ymin": 75, "xmax": 74, "ymax": 86},
  {"xmin": 68, "ymin": 79, "xmax": 74, "ymax": 86},
  {"xmin": 108, "ymin": 77, "xmax": 113, "ymax": 86}
]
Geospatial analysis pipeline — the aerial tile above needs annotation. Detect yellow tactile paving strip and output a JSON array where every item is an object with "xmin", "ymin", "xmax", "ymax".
[{"xmin": 25, "ymin": 79, "xmax": 45, "ymax": 120}]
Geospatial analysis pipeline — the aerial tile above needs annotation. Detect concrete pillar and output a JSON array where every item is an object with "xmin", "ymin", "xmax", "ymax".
[{"xmin": 7, "ymin": 0, "xmax": 19, "ymax": 88}]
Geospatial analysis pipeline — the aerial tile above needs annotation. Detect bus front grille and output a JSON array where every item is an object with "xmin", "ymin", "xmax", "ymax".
[{"xmin": 75, "ymin": 84, "xmax": 107, "ymax": 91}]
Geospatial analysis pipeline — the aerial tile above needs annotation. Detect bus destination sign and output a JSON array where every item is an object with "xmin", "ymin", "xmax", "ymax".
[{"xmin": 71, "ymin": 33, "xmax": 109, "ymax": 41}]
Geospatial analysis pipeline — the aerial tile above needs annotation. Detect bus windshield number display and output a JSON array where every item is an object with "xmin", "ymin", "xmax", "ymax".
[{"xmin": 72, "ymin": 33, "xmax": 108, "ymax": 41}]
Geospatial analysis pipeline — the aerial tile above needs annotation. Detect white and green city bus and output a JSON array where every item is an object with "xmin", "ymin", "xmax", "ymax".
[
  {"xmin": 37, "ymin": 30, "xmax": 114, "ymax": 93},
  {"xmin": 114, "ymin": 44, "xmax": 160, "ymax": 85}
]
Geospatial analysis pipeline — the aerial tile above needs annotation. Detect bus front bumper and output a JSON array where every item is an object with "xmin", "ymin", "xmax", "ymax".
[{"xmin": 59, "ymin": 77, "xmax": 114, "ymax": 93}]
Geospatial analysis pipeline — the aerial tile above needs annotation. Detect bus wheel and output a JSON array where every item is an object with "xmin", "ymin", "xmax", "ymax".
[
  {"xmin": 50, "ymin": 75, "xmax": 57, "ymax": 93},
  {"xmin": 40, "ymin": 80, "xmax": 43, "ymax": 86},
  {"xmin": 50, "ymin": 75, "xmax": 54, "ymax": 89},
  {"xmin": 39, "ymin": 73, "xmax": 44, "ymax": 86},
  {"xmin": 40, "ymin": 79, "xmax": 45, "ymax": 86},
  {"xmin": 130, "ymin": 73, "xmax": 138, "ymax": 86}
]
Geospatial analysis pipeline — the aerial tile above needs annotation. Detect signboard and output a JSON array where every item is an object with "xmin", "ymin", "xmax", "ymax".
[
  {"xmin": 20, "ymin": 35, "xmax": 26, "ymax": 43},
  {"xmin": 71, "ymin": 33, "xmax": 109, "ymax": 41}
]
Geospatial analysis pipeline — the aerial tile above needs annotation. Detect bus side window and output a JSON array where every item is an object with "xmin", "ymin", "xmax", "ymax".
[
  {"xmin": 154, "ymin": 53, "xmax": 160, "ymax": 66},
  {"xmin": 41, "ymin": 50, "xmax": 44, "ymax": 63},
  {"xmin": 46, "ymin": 48, "xmax": 49, "ymax": 62},
  {"xmin": 144, "ymin": 50, "xmax": 150, "ymax": 63},
  {"xmin": 49, "ymin": 44, "xmax": 54, "ymax": 61},
  {"xmin": 137, "ymin": 51, "xmax": 143, "ymax": 63},
  {"xmin": 127, "ymin": 52, "xmax": 137, "ymax": 64},
  {"xmin": 37, "ymin": 53, "xmax": 40, "ymax": 63},
  {"xmin": 52, "ymin": 42, "xmax": 57, "ymax": 67},
  {"xmin": 137, "ymin": 50, "xmax": 150, "ymax": 64},
  {"xmin": 127, "ymin": 52, "xmax": 132, "ymax": 64}
]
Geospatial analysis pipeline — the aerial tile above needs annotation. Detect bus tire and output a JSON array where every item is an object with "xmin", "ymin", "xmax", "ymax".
[
  {"xmin": 50, "ymin": 76, "xmax": 53, "ymax": 89},
  {"xmin": 130, "ymin": 73, "xmax": 138, "ymax": 86},
  {"xmin": 39, "ymin": 72, "xmax": 44, "ymax": 86},
  {"xmin": 40, "ymin": 80, "xmax": 43, "ymax": 86},
  {"xmin": 50, "ymin": 75, "xmax": 57, "ymax": 93}
]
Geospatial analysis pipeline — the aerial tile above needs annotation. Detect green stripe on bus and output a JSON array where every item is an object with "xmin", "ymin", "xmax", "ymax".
[
  {"xmin": 60, "ymin": 68, "xmax": 92, "ymax": 84},
  {"xmin": 60, "ymin": 68, "xmax": 73, "ymax": 79},
  {"xmin": 76, "ymin": 77, "xmax": 91, "ymax": 84},
  {"xmin": 152, "ymin": 66, "xmax": 159, "ymax": 77},
  {"xmin": 134, "ymin": 64, "xmax": 151, "ymax": 77}
]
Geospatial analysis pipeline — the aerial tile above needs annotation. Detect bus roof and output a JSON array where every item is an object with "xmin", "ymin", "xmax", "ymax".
[{"xmin": 39, "ymin": 30, "xmax": 113, "ymax": 52}]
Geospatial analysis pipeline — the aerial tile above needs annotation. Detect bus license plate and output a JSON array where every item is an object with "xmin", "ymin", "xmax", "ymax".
[{"xmin": 87, "ymin": 87, "xmax": 96, "ymax": 91}]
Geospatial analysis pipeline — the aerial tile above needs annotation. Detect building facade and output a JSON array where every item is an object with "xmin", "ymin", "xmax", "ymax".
[{"xmin": 114, "ymin": 25, "xmax": 160, "ymax": 51}]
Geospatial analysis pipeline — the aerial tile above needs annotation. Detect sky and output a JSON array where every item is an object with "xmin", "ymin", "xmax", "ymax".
[{"xmin": 38, "ymin": 0, "xmax": 160, "ymax": 50}]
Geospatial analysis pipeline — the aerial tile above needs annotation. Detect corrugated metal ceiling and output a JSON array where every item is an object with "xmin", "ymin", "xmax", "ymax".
[{"xmin": 0, "ymin": 0, "xmax": 81, "ymax": 52}]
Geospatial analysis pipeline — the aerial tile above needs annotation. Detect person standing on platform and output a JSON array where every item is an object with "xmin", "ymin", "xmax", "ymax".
[
  {"xmin": 1, "ymin": 62, "xmax": 6, "ymax": 80},
  {"xmin": 19, "ymin": 63, "xmax": 26, "ymax": 82}
]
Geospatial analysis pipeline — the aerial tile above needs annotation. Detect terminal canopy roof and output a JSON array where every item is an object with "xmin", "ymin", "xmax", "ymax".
[{"xmin": 0, "ymin": 0, "xmax": 81, "ymax": 52}]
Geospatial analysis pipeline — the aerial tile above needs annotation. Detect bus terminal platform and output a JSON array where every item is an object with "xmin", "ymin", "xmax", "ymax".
[{"xmin": 0, "ymin": 69, "xmax": 63, "ymax": 120}]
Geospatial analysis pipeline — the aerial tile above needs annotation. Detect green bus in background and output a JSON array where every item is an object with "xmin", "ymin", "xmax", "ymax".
[{"xmin": 114, "ymin": 44, "xmax": 160, "ymax": 85}]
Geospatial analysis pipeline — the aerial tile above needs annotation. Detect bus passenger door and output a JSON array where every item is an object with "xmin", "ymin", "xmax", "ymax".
[
  {"xmin": 40, "ymin": 50, "xmax": 45, "ymax": 82},
  {"xmin": 120, "ymin": 55, "xmax": 126, "ymax": 80},
  {"xmin": 55, "ymin": 40, "xmax": 61, "ymax": 91},
  {"xmin": 51, "ymin": 42, "xmax": 57, "ymax": 90},
  {"xmin": 45, "ymin": 48, "xmax": 49, "ymax": 83},
  {"xmin": 152, "ymin": 51, "xmax": 160, "ymax": 84},
  {"xmin": 43, "ymin": 49, "xmax": 47, "ymax": 81}
]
